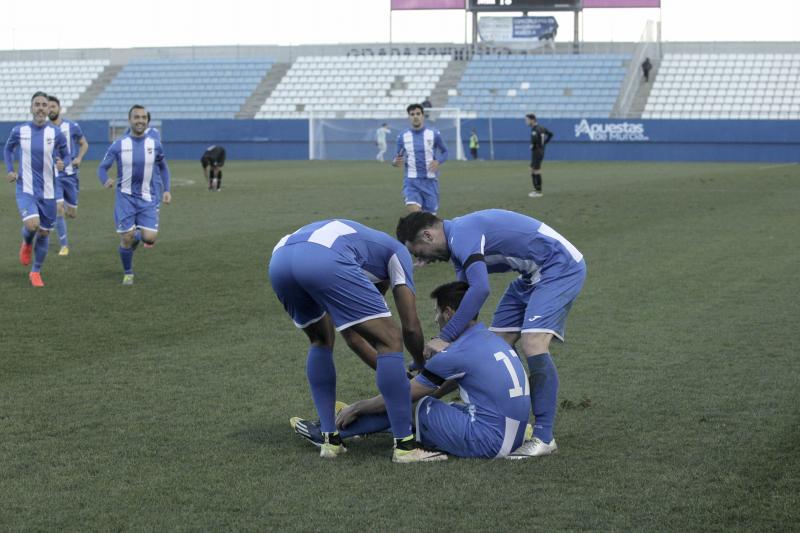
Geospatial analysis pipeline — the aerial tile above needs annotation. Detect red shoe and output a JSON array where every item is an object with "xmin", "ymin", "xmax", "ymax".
[
  {"xmin": 29, "ymin": 272, "xmax": 44, "ymax": 287},
  {"xmin": 19, "ymin": 242, "xmax": 32, "ymax": 265},
  {"xmin": 143, "ymin": 242, "xmax": 154, "ymax": 249}
]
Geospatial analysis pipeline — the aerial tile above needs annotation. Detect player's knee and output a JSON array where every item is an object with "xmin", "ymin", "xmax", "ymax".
[
  {"xmin": 38, "ymin": 228, "xmax": 50, "ymax": 237},
  {"xmin": 521, "ymin": 332, "xmax": 552, "ymax": 356},
  {"xmin": 379, "ymin": 324, "xmax": 404, "ymax": 353},
  {"xmin": 57, "ymin": 204, "xmax": 65, "ymax": 216}
]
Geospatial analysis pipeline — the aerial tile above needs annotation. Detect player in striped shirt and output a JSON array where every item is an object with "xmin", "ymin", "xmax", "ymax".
[
  {"xmin": 396, "ymin": 209, "xmax": 587, "ymax": 458},
  {"xmin": 392, "ymin": 103, "xmax": 448, "ymax": 214},
  {"xmin": 47, "ymin": 95, "xmax": 89, "ymax": 256},
  {"xmin": 4, "ymin": 91, "xmax": 71, "ymax": 287},
  {"xmin": 98, "ymin": 105, "xmax": 171, "ymax": 285}
]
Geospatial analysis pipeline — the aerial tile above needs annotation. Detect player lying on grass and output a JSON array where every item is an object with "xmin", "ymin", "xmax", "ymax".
[{"xmin": 290, "ymin": 281, "xmax": 532, "ymax": 459}]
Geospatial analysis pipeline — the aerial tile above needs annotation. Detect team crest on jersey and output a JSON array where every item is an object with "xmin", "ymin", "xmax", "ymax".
[
  {"xmin": 46, "ymin": 138, "xmax": 53, "ymax": 145},
  {"xmin": 147, "ymin": 147, "xmax": 153, "ymax": 155}
]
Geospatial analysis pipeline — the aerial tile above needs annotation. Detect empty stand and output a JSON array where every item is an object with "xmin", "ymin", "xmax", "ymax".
[
  {"xmin": 643, "ymin": 53, "xmax": 800, "ymax": 119},
  {"xmin": 255, "ymin": 55, "xmax": 450, "ymax": 119},
  {"xmin": 447, "ymin": 54, "xmax": 630, "ymax": 118},
  {"xmin": 83, "ymin": 59, "xmax": 274, "ymax": 120},
  {"xmin": 0, "ymin": 60, "xmax": 108, "ymax": 121}
]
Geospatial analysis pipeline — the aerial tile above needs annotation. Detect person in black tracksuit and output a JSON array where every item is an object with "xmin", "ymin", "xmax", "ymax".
[
  {"xmin": 526, "ymin": 113, "xmax": 553, "ymax": 198},
  {"xmin": 201, "ymin": 145, "xmax": 227, "ymax": 191}
]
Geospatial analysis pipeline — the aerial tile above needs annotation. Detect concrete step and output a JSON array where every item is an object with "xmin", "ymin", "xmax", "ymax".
[
  {"xmin": 72, "ymin": 64, "xmax": 123, "ymax": 119},
  {"xmin": 429, "ymin": 59, "xmax": 468, "ymax": 109},
  {"xmin": 236, "ymin": 63, "xmax": 291, "ymax": 119}
]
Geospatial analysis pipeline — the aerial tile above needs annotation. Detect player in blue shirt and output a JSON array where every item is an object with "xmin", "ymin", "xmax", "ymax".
[
  {"xmin": 47, "ymin": 95, "xmax": 89, "ymax": 257},
  {"xmin": 4, "ymin": 91, "xmax": 71, "ymax": 287},
  {"xmin": 268, "ymin": 219, "xmax": 444, "ymax": 463},
  {"xmin": 392, "ymin": 103, "xmax": 448, "ymax": 214},
  {"xmin": 396, "ymin": 209, "xmax": 587, "ymax": 458},
  {"xmin": 98, "ymin": 105, "xmax": 171, "ymax": 285},
  {"xmin": 291, "ymin": 281, "xmax": 531, "ymax": 459}
]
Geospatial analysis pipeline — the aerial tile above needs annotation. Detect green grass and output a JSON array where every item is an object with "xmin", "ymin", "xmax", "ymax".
[{"xmin": 1, "ymin": 159, "xmax": 799, "ymax": 531}]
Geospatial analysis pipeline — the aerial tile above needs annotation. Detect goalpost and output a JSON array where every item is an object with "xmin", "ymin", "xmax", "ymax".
[{"xmin": 308, "ymin": 108, "xmax": 466, "ymax": 161}]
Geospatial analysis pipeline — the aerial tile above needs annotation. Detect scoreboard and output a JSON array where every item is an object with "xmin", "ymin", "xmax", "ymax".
[{"xmin": 468, "ymin": 0, "xmax": 582, "ymax": 11}]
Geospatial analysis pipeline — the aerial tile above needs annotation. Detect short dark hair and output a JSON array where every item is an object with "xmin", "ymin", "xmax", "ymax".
[
  {"xmin": 526, "ymin": 113, "xmax": 537, "ymax": 120},
  {"xmin": 431, "ymin": 281, "xmax": 478, "ymax": 320},
  {"xmin": 396, "ymin": 211, "xmax": 440, "ymax": 243},
  {"xmin": 407, "ymin": 103, "xmax": 424, "ymax": 114},
  {"xmin": 146, "ymin": 111, "xmax": 152, "ymax": 124},
  {"xmin": 31, "ymin": 91, "xmax": 48, "ymax": 102},
  {"xmin": 128, "ymin": 104, "xmax": 146, "ymax": 118},
  {"xmin": 47, "ymin": 95, "xmax": 60, "ymax": 106}
]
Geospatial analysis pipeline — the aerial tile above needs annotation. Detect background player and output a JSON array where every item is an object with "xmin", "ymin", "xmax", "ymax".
[
  {"xmin": 392, "ymin": 103, "xmax": 448, "ymax": 214},
  {"xmin": 525, "ymin": 113, "xmax": 553, "ymax": 198},
  {"xmin": 97, "ymin": 105, "xmax": 171, "ymax": 285},
  {"xmin": 375, "ymin": 123, "xmax": 390, "ymax": 162},
  {"xmin": 4, "ymin": 91, "xmax": 70, "ymax": 287},
  {"xmin": 268, "ymin": 219, "xmax": 443, "ymax": 463},
  {"xmin": 47, "ymin": 95, "xmax": 88, "ymax": 256},
  {"xmin": 396, "ymin": 209, "xmax": 586, "ymax": 458},
  {"xmin": 291, "ymin": 281, "xmax": 531, "ymax": 459},
  {"xmin": 201, "ymin": 145, "xmax": 226, "ymax": 191}
]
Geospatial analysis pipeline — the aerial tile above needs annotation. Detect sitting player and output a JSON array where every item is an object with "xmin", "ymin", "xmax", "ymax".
[{"xmin": 290, "ymin": 281, "xmax": 532, "ymax": 459}]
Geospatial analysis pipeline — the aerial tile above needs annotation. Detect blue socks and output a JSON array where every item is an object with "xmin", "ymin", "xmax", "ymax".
[
  {"xmin": 119, "ymin": 246, "xmax": 134, "ymax": 274},
  {"xmin": 56, "ymin": 216, "xmax": 68, "ymax": 247},
  {"xmin": 375, "ymin": 352, "xmax": 412, "ymax": 439},
  {"xmin": 340, "ymin": 412, "xmax": 391, "ymax": 439},
  {"xmin": 32, "ymin": 234, "xmax": 49, "ymax": 273},
  {"xmin": 527, "ymin": 353, "xmax": 559, "ymax": 443},
  {"xmin": 306, "ymin": 346, "xmax": 337, "ymax": 433},
  {"xmin": 21, "ymin": 226, "xmax": 35, "ymax": 245}
]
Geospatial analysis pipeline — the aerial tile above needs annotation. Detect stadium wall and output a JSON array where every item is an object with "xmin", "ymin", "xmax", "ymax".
[{"xmin": 2, "ymin": 119, "xmax": 797, "ymax": 163}]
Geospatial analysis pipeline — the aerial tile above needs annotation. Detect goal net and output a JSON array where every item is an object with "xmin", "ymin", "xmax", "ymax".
[{"xmin": 309, "ymin": 108, "xmax": 467, "ymax": 161}]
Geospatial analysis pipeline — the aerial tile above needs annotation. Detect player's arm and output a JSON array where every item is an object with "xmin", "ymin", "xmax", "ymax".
[
  {"xmin": 97, "ymin": 142, "xmax": 118, "ymax": 187},
  {"xmin": 544, "ymin": 128, "xmax": 554, "ymax": 144},
  {"xmin": 156, "ymin": 144, "xmax": 171, "ymax": 204},
  {"xmin": 393, "ymin": 284, "xmax": 425, "ymax": 368},
  {"xmin": 55, "ymin": 131, "xmax": 72, "ymax": 169},
  {"xmin": 73, "ymin": 136, "xmax": 89, "ymax": 167},
  {"xmin": 438, "ymin": 259, "xmax": 490, "ymax": 343},
  {"xmin": 4, "ymin": 127, "xmax": 19, "ymax": 180},
  {"xmin": 336, "ymin": 378, "xmax": 438, "ymax": 429},
  {"xmin": 392, "ymin": 135, "xmax": 405, "ymax": 167},
  {"xmin": 434, "ymin": 130, "xmax": 449, "ymax": 164}
]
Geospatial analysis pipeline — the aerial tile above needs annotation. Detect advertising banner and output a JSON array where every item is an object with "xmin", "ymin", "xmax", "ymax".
[{"xmin": 391, "ymin": 0, "xmax": 465, "ymax": 9}]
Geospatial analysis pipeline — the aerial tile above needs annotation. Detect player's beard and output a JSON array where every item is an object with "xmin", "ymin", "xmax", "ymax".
[{"xmin": 48, "ymin": 112, "xmax": 59, "ymax": 121}]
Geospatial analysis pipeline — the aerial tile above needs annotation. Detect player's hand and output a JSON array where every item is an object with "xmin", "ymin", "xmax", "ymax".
[
  {"xmin": 336, "ymin": 401, "xmax": 365, "ymax": 430},
  {"xmin": 423, "ymin": 337, "xmax": 450, "ymax": 359},
  {"xmin": 428, "ymin": 160, "xmax": 440, "ymax": 173},
  {"xmin": 103, "ymin": 178, "xmax": 115, "ymax": 188},
  {"xmin": 392, "ymin": 154, "xmax": 404, "ymax": 167},
  {"xmin": 162, "ymin": 191, "xmax": 172, "ymax": 205},
  {"xmin": 55, "ymin": 158, "xmax": 64, "ymax": 172},
  {"xmin": 72, "ymin": 157, "xmax": 82, "ymax": 168},
  {"xmin": 7, "ymin": 171, "xmax": 18, "ymax": 182}
]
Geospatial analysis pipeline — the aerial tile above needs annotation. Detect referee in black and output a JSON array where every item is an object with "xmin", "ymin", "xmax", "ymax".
[
  {"xmin": 525, "ymin": 113, "xmax": 553, "ymax": 198},
  {"xmin": 201, "ymin": 145, "xmax": 227, "ymax": 191}
]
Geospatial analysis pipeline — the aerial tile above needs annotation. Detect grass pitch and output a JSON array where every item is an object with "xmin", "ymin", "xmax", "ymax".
[{"xmin": 1, "ymin": 159, "xmax": 799, "ymax": 531}]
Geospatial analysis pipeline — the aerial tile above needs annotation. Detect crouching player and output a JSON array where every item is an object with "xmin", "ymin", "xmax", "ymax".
[{"xmin": 291, "ymin": 281, "xmax": 531, "ymax": 459}]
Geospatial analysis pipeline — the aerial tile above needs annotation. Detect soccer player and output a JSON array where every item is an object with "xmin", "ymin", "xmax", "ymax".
[
  {"xmin": 201, "ymin": 145, "xmax": 226, "ymax": 191},
  {"xmin": 4, "ymin": 91, "xmax": 71, "ymax": 287},
  {"xmin": 291, "ymin": 281, "xmax": 531, "ymax": 459},
  {"xmin": 268, "ymin": 219, "xmax": 443, "ymax": 463},
  {"xmin": 375, "ymin": 123, "xmax": 390, "ymax": 162},
  {"xmin": 97, "ymin": 105, "xmax": 171, "ymax": 285},
  {"xmin": 396, "ymin": 209, "xmax": 586, "ymax": 458},
  {"xmin": 525, "ymin": 113, "xmax": 553, "ymax": 198},
  {"xmin": 47, "ymin": 95, "xmax": 89, "ymax": 256},
  {"xmin": 392, "ymin": 103, "xmax": 448, "ymax": 214}
]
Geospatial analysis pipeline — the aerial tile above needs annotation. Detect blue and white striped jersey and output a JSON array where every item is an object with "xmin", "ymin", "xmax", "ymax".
[
  {"xmin": 4, "ymin": 122, "xmax": 70, "ymax": 200},
  {"xmin": 52, "ymin": 119, "xmax": 84, "ymax": 176},
  {"xmin": 97, "ymin": 134, "xmax": 171, "ymax": 202},
  {"xmin": 273, "ymin": 219, "xmax": 416, "ymax": 293},
  {"xmin": 395, "ymin": 127, "xmax": 448, "ymax": 179},
  {"xmin": 417, "ymin": 323, "xmax": 530, "ymax": 430}
]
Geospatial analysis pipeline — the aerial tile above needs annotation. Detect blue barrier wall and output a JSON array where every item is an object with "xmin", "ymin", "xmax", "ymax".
[{"xmin": 3, "ymin": 118, "xmax": 797, "ymax": 163}]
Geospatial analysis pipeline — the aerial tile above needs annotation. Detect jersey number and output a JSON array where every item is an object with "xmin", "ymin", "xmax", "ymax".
[{"xmin": 494, "ymin": 350, "xmax": 529, "ymax": 399}]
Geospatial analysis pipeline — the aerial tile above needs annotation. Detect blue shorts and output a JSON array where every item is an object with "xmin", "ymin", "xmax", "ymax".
[
  {"xmin": 56, "ymin": 173, "xmax": 79, "ymax": 208},
  {"xmin": 490, "ymin": 262, "xmax": 586, "ymax": 341},
  {"xmin": 403, "ymin": 178, "xmax": 439, "ymax": 214},
  {"xmin": 114, "ymin": 190, "xmax": 159, "ymax": 233},
  {"xmin": 415, "ymin": 397, "xmax": 527, "ymax": 458},
  {"xmin": 268, "ymin": 242, "xmax": 391, "ymax": 331},
  {"xmin": 16, "ymin": 191, "xmax": 56, "ymax": 231}
]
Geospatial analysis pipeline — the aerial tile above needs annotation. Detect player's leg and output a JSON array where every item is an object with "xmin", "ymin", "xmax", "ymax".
[
  {"xmin": 54, "ymin": 178, "xmax": 69, "ymax": 254},
  {"xmin": 137, "ymin": 200, "xmax": 160, "ymax": 246},
  {"xmin": 114, "ymin": 193, "xmax": 139, "ymax": 284},
  {"xmin": 420, "ymin": 178, "xmax": 439, "ymax": 215},
  {"xmin": 28, "ymin": 199, "xmax": 56, "ymax": 287},
  {"xmin": 530, "ymin": 155, "xmax": 543, "ymax": 197},
  {"xmin": 16, "ymin": 192, "xmax": 41, "ymax": 266},
  {"xmin": 215, "ymin": 166, "xmax": 223, "ymax": 190}
]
